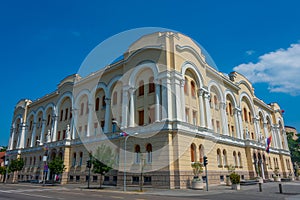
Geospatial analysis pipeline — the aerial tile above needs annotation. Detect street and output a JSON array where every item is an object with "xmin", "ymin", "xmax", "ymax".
[{"xmin": 0, "ymin": 182, "xmax": 300, "ymax": 200}]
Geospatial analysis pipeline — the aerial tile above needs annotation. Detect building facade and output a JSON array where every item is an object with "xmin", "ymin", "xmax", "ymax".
[{"xmin": 6, "ymin": 32, "xmax": 292, "ymax": 188}]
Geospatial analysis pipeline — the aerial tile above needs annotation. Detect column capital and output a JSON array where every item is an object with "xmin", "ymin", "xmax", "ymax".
[
  {"xmin": 197, "ymin": 88, "xmax": 205, "ymax": 97},
  {"xmin": 128, "ymin": 87, "xmax": 136, "ymax": 94},
  {"xmin": 234, "ymin": 107, "xmax": 241, "ymax": 114}
]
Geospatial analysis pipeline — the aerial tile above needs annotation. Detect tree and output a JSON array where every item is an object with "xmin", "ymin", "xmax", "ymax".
[
  {"xmin": 92, "ymin": 144, "xmax": 116, "ymax": 188},
  {"xmin": 287, "ymin": 132, "xmax": 300, "ymax": 164},
  {"xmin": 48, "ymin": 158, "xmax": 65, "ymax": 182},
  {"xmin": 9, "ymin": 158, "xmax": 24, "ymax": 183},
  {"xmin": 0, "ymin": 166, "xmax": 6, "ymax": 182},
  {"xmin": 0, "ymin": 146, "xmax": 7, "ymax": 152}
]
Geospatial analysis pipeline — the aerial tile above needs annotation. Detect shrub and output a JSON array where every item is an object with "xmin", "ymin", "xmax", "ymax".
[{"xmin": 229, "ymin": 172, "xmax": 240, "ymax": 184}]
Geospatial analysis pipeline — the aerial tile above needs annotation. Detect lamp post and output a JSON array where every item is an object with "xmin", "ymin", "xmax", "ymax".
[
  {"xmin": 124, "ymin": 133, "xmax": 138, "ymax": 192},
  {"xmin": 4, "ymin": 159, "xmax": 9, "ymax": 184}
]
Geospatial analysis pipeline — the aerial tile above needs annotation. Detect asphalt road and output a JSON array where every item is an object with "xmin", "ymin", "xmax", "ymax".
[{"xmin": 0, "ymin": 182, "xmax": 300, "ymax": 200}]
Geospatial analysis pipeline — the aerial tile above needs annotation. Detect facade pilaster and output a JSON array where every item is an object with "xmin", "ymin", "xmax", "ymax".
[
  {"xmin": 203, "ymin": 91, "xmax": 212, "ymax": 129},
  {"xmin": 155, "ymin": 80, "xmax": 161, "ymax": 122},
  {"xmin": 220, "ymin": 102, "xmax": 229, "ymax": 135},
  {"xmin": 197, "ymin": 89, "xmax": 206, "ymax": 127},
  {"xmin": 30, "ymin": 122, "xmax": 37, "ymax": 147},
  {"xmin": 104, "ymin": 98, "xmax": 111, "ymax": 133}
]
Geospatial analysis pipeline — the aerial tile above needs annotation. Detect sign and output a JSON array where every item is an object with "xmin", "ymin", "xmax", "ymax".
[{"xmin": 43, "ymin": 156, "xmax": 47, "ymax": 162}]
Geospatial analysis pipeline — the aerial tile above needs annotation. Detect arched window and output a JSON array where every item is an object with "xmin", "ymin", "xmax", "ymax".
[
  {"xmin": 222, "ymin": 150, "xmax": 227, "ymax": 167},
  {"xmin": 33, "ymin": 156, "xmax": 36, "ymax": 166},
  {"xmin": 268, "ymin": 157, "xmax": 272, "ymax": 169},
  {"xmin": 29, "ymin": 157, "xmax": 32, "ymax": 166},
  {"xmin": 191, "ymin": 80, "xmax": 196, "ymax": 97},
  {"xmin": 146, "ymin": 143, "xmax": 152, "ymax": 163},
  {"xmin": 60, "ymin": 110, "xmax": 63, "ymax": 121},
  {"xmin": 29, "ymin": 121, "xmax": 33, "ymax": 131},
  {"xmin": 72, "ymin": 153, "xmax": 77, "ymax": 167},
  {"xmin": 238, "ymin": 152, "xmax": 242, "ymax": 167},
  {"xmin": 65, "ymin": 108, "xmax": 69, "ymax": 120},
  {"xmin": 80, "ymin": 103, "xmax": 84, "ymax": 115},
  {"xmin": 248, "ymin": 112, "xmax": 252, "ymax": 123},
  {"xmin": 47, "ymin": 114, "xmax": 51, "ymax": 126},
  {"xmin": 113, "ymin": 91, "xmax": 118, "ymax": 105},
  {"xmin": 199, "ymin": 145, "xmax": 204, "ymax": 163},
  {"xmin": 149, "ymin": 77, "xmax": 155, "ymax": 93},
  {"xmin": 214, "ymin": 95, "xmax": 218, "ymax": 109},
  {"xmin": 217, "ymin": 149, "xmax": 222, "ymax": 166},
  {"xmin": 229, "ymin": 103, "xmax": 232, "ymax": 115},
  {"xmin": 86, "ymin": 102, "xmax": 89, "ymax": 114},
  {"xmin": 243, "ymin": 108, "xmax": 248, "ymax": 122},
  {"xmin": 190, "ymin": 144, "xmax": 196, "ymax": 162},
  {"xmin": 135, "ymin": 145, "xmax": 141, "ymax": 163},
  {"xmin": 184, "ymin": 77, "xmax": 188, "ymax": 95},
  {"xmin": 79, "ymin": 152, "xmax": 83, "ymax": 166},
  {"xmin": 139, "ymin": 80, "xmax": 144, "ymax": 96},
  {"xmin": 95, "ymin": 97, "xmax": 100, "ymax": 111},
  {"xmin": 233, "ymin": 151, "xmax": 237, "ymax": 167},
  {"xmin": 102, "ymin": 96, "xmax": 106, "ymax": 107}
]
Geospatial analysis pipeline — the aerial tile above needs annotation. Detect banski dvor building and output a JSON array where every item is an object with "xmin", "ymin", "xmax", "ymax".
[{"xmin": 6, "ymin": 32, "xmax": 292, "ymax": 189}]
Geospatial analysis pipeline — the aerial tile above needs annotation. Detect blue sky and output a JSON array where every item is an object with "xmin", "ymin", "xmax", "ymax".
[{"xmin": 1, "ymin": 0, "xmax": 300, "ymax": 146}]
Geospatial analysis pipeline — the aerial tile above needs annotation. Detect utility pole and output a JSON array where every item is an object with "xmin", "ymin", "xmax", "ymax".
[
  {"xmin": 203, "ymin": 155, "xmax": 208, "ymax": 191},
  {"xmin": 87, "ymin": 152, "xmax": 92, "ymax": 189}
]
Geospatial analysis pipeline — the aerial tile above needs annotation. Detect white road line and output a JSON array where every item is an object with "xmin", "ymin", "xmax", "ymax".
[{"xmin": 12, "ymin": 192, "xmax": 64, "ymax": 200}]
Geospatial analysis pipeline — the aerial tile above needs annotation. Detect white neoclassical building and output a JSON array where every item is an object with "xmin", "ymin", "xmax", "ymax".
[{"xmin": 6, "ymin": 32, "xmax": 292, "ymax": 188}]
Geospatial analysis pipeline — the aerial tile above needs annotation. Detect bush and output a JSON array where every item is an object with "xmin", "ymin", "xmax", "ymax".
[{"xmin": 229, "ymin": 172, "xmax": 240, "ymax": 184}]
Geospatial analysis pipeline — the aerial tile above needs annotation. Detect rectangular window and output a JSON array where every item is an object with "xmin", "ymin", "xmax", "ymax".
[
  {"xmin": 144, "ymin": 176, "xmax": 152, "ymax": 184},
  {"xmin": 104, "ymin": 176, "xmax": 109, "ymax": 182},
  {"xmin": 216, "ymin": 120, "xmax": 220, "ymax": 133},
  {"xmin": 138, "ymin": 110, "xmax": 144, "ymax": 126},
  {"xmin": 231, "ymin": 126, "xmax": 234, "ymax": 136},
  {"xmin": 65, "ymin": 108, "xmax": 69, "ymax": 120},
  {"xmin": 148, "ymin": 107, "xmax": 155, "ymax": 124},
  {"xmin": 185, "ymin": 108, "xmax": 189, "ymax": 123},
  {"xmin": 93, "ymin": 176, "xmax": 98, "ymax": 182},
  {"xmin": 57, "ymin": 131, "xmax": 61, "ymax": 141},
  {"xmin": 211, "ymin": 119, "xmax": 215, "ymax": 131},
  {"xmin": 132, "ymin": 176, "xmax": 139, "ymax": 184},
  {"xmin": 192, "ymin": 111, "xmax": 197, "ymax": 125},
  {"xmin": 63, "ymin": 130, "xmax": 66, "ymax": 140},
  {"xmin": 69, "ymin": 175, "xmax": 74, "ymax": 182},
  {"xmin": 76, "ymin": 176, "xmax": 80, "ymax": 182},
  {"xmin": 101, "ymin": 121, "xmax": 105, "ymax": 130}
]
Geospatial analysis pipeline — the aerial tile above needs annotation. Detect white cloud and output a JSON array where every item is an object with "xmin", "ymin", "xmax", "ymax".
[{"xmin": 234, "ymin": 42, "xmax": 300, "ymax": 96}]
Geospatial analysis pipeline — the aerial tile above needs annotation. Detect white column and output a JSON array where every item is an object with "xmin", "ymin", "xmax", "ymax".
[
  {"xmin": 233, "ymin": 109, "xmax": 240, "ymax": 138},
  {"xmin": 30, "ymin": 123, "xmax": 37, "ymax": 147},
  {"xmin": 237, "ymin": 109, "xmax": 244, "ymax": 139},
  {"xmin": 87, "ymin": 104, "xmax": 93, "ymax": 137},
  {"xmin": 104, "ymin": 98, "xmax": 111, "ymax": 133},
  {"xmin": 129, "ymin": 88, "xmax": 135, "ymax": 127},
  {"xmin": 39, "ymin": 120, "xmax": 46, "ymax": 145},
  {"xmin": 9, "ymin": 128, "xmax": 15, "ymax": 150},
  {"xmin": 204, "ymin": 92, "xmax": 212, "ymax": 129},
  {"xmin": 121, "ymin": 88, "xmax": 129, "ymax": 129},
  {"xmin": 283, "ymin": 130, "xmax": 289, "ymax": 150},
  {"xmin": 161, "ymin": 77, "xmax": 172, "ymax": 121},
  {"xmin": 198, "ymin": 89, "xmax": 205, "ymax": 127},
  {"xmin": 155, "ymin": 81, "xmax": 160, "ymax": 122},
  {"xmin": 71, "ymin": 108, "xmax": 78, "ymax": 139},
  {"xmin": 51, "ymin": 115, "xmax": 58, "ymax": 142},
  {"xmin": 220, "ymin": 102, "xmax": 229, "ymax": 135},
  {"xmin": 174, "ymin": 78, "xmax": 183, "ymax": 121},
  {"xmin": 181, "ymin": 79, "xmax": 186, "ymax": 122},
  {"xmin": 254, "ymin": 118, "xmax": 259, "ymax": 141},
  {"xmin": 18, "ymin": 123, "xmax": 26, "ymax": 149}
]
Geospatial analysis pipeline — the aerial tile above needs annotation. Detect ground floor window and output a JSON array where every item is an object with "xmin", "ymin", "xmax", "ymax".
[
  {"xmin": 69, "ymin": 175, "xmax": 74, "ymax": 181},
  {"xmin": 144, "ymin": 176, "xmax": 152, "ymax": 184},
  {"xmin": 104, "ymin": 176, "xmax": 109, "ymax": 182},
  {"xmin": 132, "ymin": 176, "xmax": 139, "ymax": 184},
  {"xmin": 76, "ymin": 176, "xmax": 80, "ymax": 182},
  {"xmin": 93, "ymin": 176, "xmax": 98, "ymax": 182}
]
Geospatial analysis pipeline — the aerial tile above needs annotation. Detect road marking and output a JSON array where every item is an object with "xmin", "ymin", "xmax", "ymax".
[
  {"xmin": 109, "ymin": 196, "xmax": 124, "ymax": 199},
  {"xmin": 13, "ymin": 192, "xmax": 64, "ymax": 199}
]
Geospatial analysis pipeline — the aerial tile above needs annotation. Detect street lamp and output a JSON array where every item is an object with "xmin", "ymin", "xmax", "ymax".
[
  {"xmin": 124, "ymin": 132, "xmax": 138, "ymax": 192},
  {"xmin": 4, "ymin": 159, "xmax": 9, "ymax": 184}
]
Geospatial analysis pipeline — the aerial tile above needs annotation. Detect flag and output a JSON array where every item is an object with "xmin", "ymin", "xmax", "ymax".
[
  {"xmin": 119, "ymin": 132, "xmax": 128, "ymax": 137},
  {"xmin": 265, "ymin": 135, "xmax": 272, "ymax": 153}
]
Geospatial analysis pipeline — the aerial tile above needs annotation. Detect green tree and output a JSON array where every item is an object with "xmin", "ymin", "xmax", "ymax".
[
  {"xmin": 92, "ymin": 144, "xmax": 116, "ymax": 188},
  {"xmin": 0, "ymin": 146, "xmax": 7, "ymax": 152},
  {"xmin": 287, "ymin": 132, "xmax": 300, "ymax": 164},
  {"xmin": 9, "ymin": 158, "xmax": 24, "ymax": 183},
  {"xmin": 48, "ymin": 158, "xmax": 65, "ymax": 182}
]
